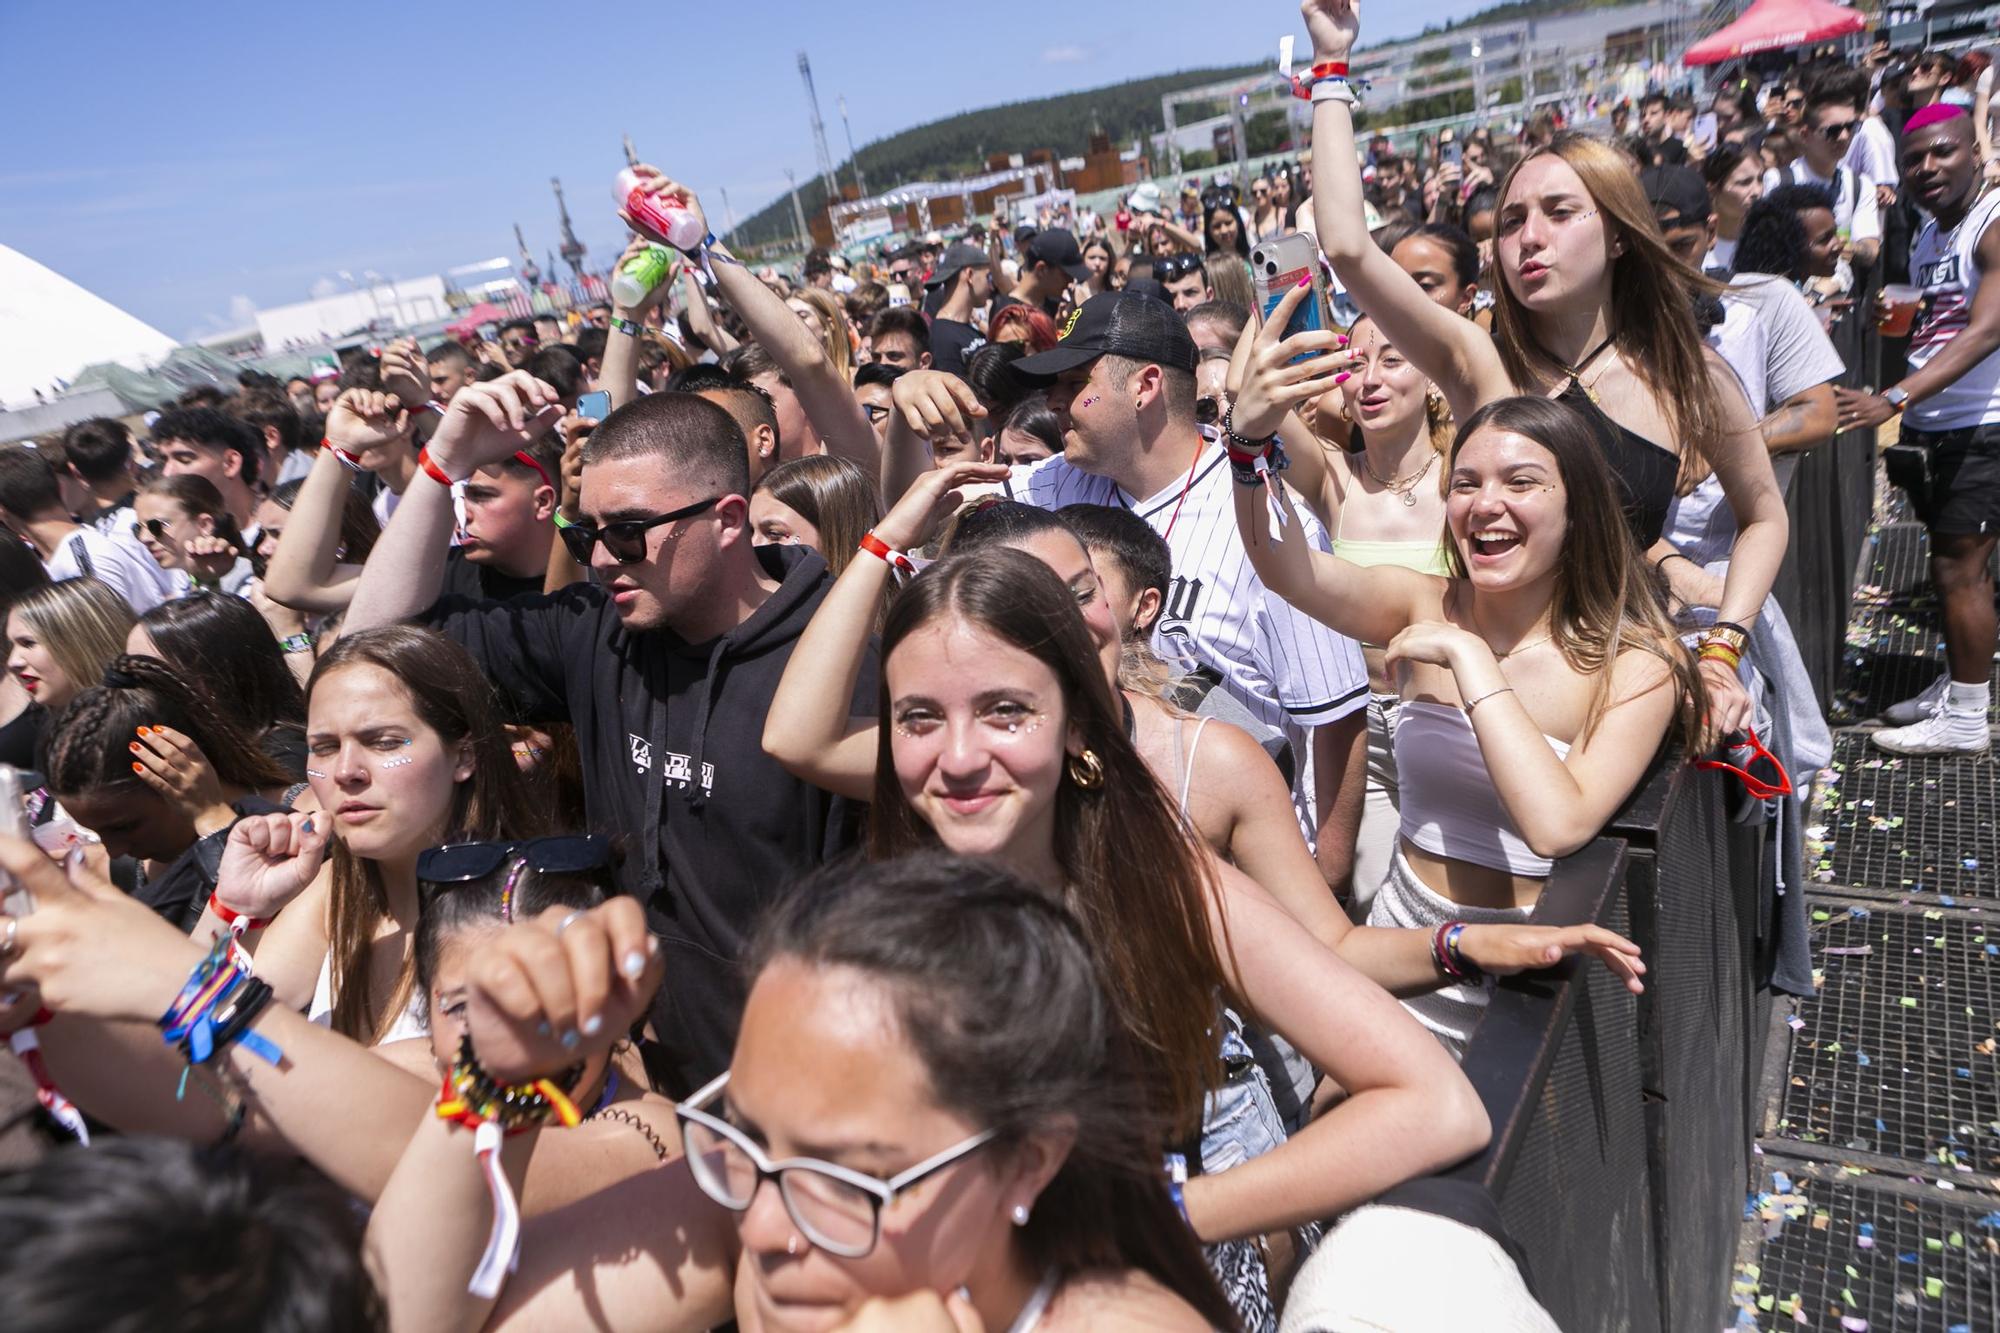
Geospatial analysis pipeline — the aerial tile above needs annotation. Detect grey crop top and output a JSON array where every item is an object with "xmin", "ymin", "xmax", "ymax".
[{"xmin": 1393, "ymin": 700, "xmax": 1572, "ymax": 877}]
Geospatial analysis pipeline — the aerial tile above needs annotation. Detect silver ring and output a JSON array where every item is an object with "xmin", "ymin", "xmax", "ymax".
[
  {"xmin": 0, "ymin": 916, "xmax": 17, "ymax": 960},
  {"xmin": 554, "ymin": 911, "xmax": 583, "ymax": 938}
]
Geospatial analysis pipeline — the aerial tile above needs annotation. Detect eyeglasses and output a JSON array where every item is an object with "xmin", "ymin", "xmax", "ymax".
[
  {"xmin": 557, "ymin": 495, "xmax": 721, "ymax": 564},
  {"xmin": 676, "ymin": 1072, "xmax": 996, "ymax": 1258},
  {"xmin": 132, "ymin": 517, "xmax": 172, "ymax": 541},
  {"xmin": 1694, "ymin": 727, "xmax": 1793, "ymax": 801},
  {"xmin": 416, "ymin": 835, "xmax": 613, "ymax": 886},
  {"xmin": 1817, "ymin": 120, "xmax": 1858, "ymax": 141}
]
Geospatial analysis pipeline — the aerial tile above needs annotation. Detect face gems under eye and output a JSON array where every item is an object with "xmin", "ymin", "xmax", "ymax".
[
  {"xmin": 306, "ymin": 769, "xmax": 328, "ymax": 779},
  {"xmin": 380, "ymin": 754, "xmax": 415, "ymax": 769}
]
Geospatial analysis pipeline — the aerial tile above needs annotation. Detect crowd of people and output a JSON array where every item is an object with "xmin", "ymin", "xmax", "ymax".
[{"xmin": 0, "ymin": 2, "xmax": 1993, "ymax": 1328}]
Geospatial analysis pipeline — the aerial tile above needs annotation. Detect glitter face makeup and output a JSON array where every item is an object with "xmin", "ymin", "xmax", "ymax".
[
  {"xmin": 1078, "ymin": 395, "xmax": 1100, "ymax": 408},
  {"xmin": 306, "ymin": 769, "xmax": 328, "ymax": 779},
  {"xmin": 380, "ymin": 755, "xmax": 415, "ymax": 769}
]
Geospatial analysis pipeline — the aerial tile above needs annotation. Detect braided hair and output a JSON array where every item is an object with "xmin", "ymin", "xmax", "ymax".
[{"xmin": 41, "ymin": 653, "xmax": 291, "ymax": 803}]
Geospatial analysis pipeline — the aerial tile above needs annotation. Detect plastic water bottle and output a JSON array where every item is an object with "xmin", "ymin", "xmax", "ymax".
[
  {"xmin": 610, "ymin": 246, "xmax": 676, "ymax": 308},
  {"xmin": 614, "ymin": 169, "xmax": 707, "ymax": 253}
]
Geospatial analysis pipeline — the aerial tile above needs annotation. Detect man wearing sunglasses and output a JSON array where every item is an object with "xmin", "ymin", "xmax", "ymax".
[
  {"xmin": 1787, "ymin": 82, "xmax": 1882, "ymax": 272},
  {"xmin": 345, "ymin": 372, "xmax": 875, "ymax": 1095}
]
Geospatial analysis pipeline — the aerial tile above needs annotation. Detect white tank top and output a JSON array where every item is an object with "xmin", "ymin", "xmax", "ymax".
[
  {"xmin": 308, "ymin": 950, "xmax": 430, "ymax": 1046},
  {"xmin": 1907, "ymin": 190, "xmax": 2000, "ymax": 431},
  {"xmin": 1393, "ymin": 700, "xmax": 1571, "ymax": 877}
]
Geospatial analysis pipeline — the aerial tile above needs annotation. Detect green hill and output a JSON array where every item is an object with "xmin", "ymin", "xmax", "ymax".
[{"xmin": 732, "ymin": 62, "xmax": 1265, "ymax": 249}]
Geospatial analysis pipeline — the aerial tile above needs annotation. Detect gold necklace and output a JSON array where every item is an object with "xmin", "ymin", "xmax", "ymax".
[
  {"xmin": 1491, "ymin": 629, "xmax": 1553, "ymax": 660},
  {"xmin": 1362, "ymin": 449, "xmax": 1437, "ymax": 507}
]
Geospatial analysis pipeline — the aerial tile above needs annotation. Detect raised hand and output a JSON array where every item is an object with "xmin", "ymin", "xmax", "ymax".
[
  {"xmin": 1302, "ymin": 0, "xmax": 1361, "ymax": 61},
  {"xmin": 325, "ymin": 388, "xmax": 414, "ymax": 470},
  {"xmin": 214, "ymin": 810, "xmax": 330, "ymax": 924},
  {"xmin": 460, "ymin": 898, "xmax": 663, "ymax": 1084},
  {"xmin": 617, "ymin": 165, "xmax": 711, "ymax": 247},
  {"xmin": 610, "ymin": 234, "xmax": 675, "ymax": 316},
  {"xmin": 378, "ymin": 338, "xmax": 431, "ymax": 411},
  {"xmin": 876, "ymin": 459, "xmax": 1012, "ymax": 552},
  {"xmin": 1229, "ymin": 278, "xmax": 1353, "ymax": 439},
  {"xmin": 183, "ymin": 532, "xmax": 240, "ymax": 584},
  {"xmin": 891, "ymin": 370, "xmax": 988, "ymax": 454},
  {"xmin": 423, "ymin": 371, "xmax": 563, "ymax": 479}
]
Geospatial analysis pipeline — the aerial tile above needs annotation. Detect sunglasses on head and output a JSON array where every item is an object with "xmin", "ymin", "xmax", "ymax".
[
  {"xmin": 1155, "ymin": 254, "xmax": 1204, "ymax": 280},
  {"xmin": 557, "ymin": 495, "xmax": 721, "ymax": 564},
  {"xmin": 417, "ymin": 835, "xmax": 613, "ymax": 887}
]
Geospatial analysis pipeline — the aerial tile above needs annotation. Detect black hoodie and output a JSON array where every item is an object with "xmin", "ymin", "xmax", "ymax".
[{"xmin": 427, "ymin": 544, "xmax": 875, "ymax": 1095}]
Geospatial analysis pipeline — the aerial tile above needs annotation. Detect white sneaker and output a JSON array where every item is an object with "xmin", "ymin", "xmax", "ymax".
[
  {"xmin": 1882, "ymin": 672, "xmax": 1950, "ymax": 726},
  {"xmin": 1870, "ymin": 706, "xmax": 1991, "ymax": 756}
]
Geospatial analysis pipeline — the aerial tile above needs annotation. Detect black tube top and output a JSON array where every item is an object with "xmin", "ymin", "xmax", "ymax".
[{"xmin": 1557, "ymin": 381, "xmax": 1679, "ymax": 548}]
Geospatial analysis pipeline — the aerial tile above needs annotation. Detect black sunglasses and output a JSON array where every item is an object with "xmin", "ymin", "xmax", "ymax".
[
  {"xmin": 558, "ymin": 496, "xmax": 721, "ymax": 564},
  {"xmin": 132, "ymin": 517, "xmax": 172, "ymax": 541},
  {"xmin": 1817, "ymin": 120, "xmax": 1857, "ymax": 140},
  {"xmin": 417, "ymin": 835, "xmax": 613, "ymax": 886},
  {"xmin": 1155, "ymin": 254, "xmax": 1204, "ymax": 281}
]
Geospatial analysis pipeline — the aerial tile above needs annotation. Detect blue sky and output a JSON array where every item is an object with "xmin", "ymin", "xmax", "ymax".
[{"xmin": 0, "ymin": 0, "xmax": 1476, "ymax": 340}]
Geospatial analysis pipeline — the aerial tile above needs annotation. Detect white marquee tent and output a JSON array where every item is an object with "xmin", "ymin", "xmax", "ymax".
[{"xmin": 0, "ymin": 244, "xmax": 179, "ymax": 408}]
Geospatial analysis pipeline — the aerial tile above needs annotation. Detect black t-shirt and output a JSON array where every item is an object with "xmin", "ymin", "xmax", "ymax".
[
  {"xmin": 441, "ymin": 547, "xmax": 546, "ymax": 602},
  {"xmin": 930, "ymin": 319, "xmax": 987, "ymax": 377},
  {"xmin": 0, "ymin": 704, "xmax": 44, "ymax": 773},
  {"xmin": 133, "ymin": 794, "xmax": 291, "ymax": 933}
]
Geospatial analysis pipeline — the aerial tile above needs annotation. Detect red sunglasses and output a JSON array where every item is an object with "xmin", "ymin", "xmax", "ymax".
[{"xmin": 1695, "ymin": 727, "xmax": 1793, "ymax": 801}]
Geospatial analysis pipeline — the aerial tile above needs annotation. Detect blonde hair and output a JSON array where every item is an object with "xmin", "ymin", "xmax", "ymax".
[
  {"xmin": 1489, "ymin": 132, "xmax": 1728, "ymax": 490},
  {"xmin": 9, "ymin": 579, "xmax": 136, "ymax": 696},
  {"xmin": 795, "ymin": 287, "xmax": 856, "ymax": 382}
]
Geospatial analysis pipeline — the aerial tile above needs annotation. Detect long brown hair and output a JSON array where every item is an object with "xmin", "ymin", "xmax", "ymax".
[
  {"xmin": 309, "ymin": 627, "xmax": 542, "ymax": 1042},
  {"xmin": 1489, "ymin": 132, "xmax": 1728, "ymax": 489},
  {"xmin": 870, "ymin": 549, "xmax": 1226, "ymax": 1136},
  {"xmin": 753, "ymin": 455, "xmax": 883, "ymax": 578},
  {"xmin": 1444, "ymin": 396, "xmax": 1705, "ymax": 747}
]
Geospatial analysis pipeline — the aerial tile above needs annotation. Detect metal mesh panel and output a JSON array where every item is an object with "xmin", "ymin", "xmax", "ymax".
[
  {"xmin": 1812, "ymin": 732, "xmax": 2000, "ymax": 901},
  {"xmin": 1493, "ymin": 891, "xmax": 1661, "ymax": 1333},
  {"xmin": 1633, "ymin": 774, "xmax": 1750, "ymax": 1333},
  {"xmin": 1774, "ymin": 907, "xmax": 2000, "ymax": 1173},
  {"xmin": 1837, "ymin": 608, "xmax": 2000, "ymax": 727},
  {"xmin": 1737, "ymin": 1165, "xmax": 2000, "ymax": 1332}
]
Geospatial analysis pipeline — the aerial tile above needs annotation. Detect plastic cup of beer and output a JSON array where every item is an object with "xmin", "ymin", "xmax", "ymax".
[{"xmin": 1878, "ymin": 284, "xmax": 1922, "ymax": 336}]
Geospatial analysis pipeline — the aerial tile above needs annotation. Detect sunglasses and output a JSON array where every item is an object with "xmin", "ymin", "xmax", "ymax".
[
  {"xmin": 1694, "ymin": 727, "xmax": 1793, "ymax": 801},
  {"xmin": 861, "ymin": 402, "xmax": 893, "ymax": 423},
  {"xmin": 1817, "ymin": 121, "xmax": 1857, "ymax": 140},
  {"xmin": 558, "ymin": 495, "xmax": 720, "ymax": 564},
  {"xmin": 1154, "ymin": 254, "xmax": 1204, "ymax": 281},
  {"xmin": 132, "ymin": 517, "xmax": 173, "ymax": 541},
  {"xmin": 416, "ymin": 835, "xmax": 613, "ymax": 886}
]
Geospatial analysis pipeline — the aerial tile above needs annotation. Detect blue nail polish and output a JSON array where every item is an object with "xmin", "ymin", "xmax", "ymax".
[
  {"xmin": 537, "ymin": 1020, "xmax": 552, "ymax": 1037},
  {"xmin": 561, "ymin": 1029, "xmax": 580, "ymax": 1050},
  {"xmin": 582, "ymin": 1015, "xmax": 603, "ymax": 1037}
]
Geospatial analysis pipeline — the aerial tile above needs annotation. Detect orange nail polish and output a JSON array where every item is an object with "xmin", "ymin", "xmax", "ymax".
[
  {"xmin": 128, "ymin": 742, "xmax": 139, "ymax": 752},
  {"xmin": 132, "ymin": 762, "xmax": 144, "ymax": 774},
  {"xmin": 137, "ymin": 726, "xmax": 151, "ymax": 736}
]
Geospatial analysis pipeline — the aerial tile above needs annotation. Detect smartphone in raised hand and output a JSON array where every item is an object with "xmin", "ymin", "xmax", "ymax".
[
  {"xmin": 1252, "ymin": 235, "xmax": 1331, "ymax": 364},
  {"xmin": 577, "ymin": 390, "xmax": 612, "ymax": 422}
]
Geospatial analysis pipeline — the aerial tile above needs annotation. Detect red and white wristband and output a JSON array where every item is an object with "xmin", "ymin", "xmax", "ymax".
[{"xmin": 858, "ymin": 531, "xmax": 917, "ymax": 576}]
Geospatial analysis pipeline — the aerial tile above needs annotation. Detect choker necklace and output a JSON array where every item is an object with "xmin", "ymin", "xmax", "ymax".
[
  {"xmin": 1363, "ymin": 449, "xmax": 1437, "ymax": 506},
  {"xmin": 1542, "ymin": 333, "xmax": 1616, "ymax": 404}
]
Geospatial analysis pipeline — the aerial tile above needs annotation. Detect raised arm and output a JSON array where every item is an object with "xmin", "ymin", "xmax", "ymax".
[
  {"xmin": 600, "ymin": 236, "xmax": 676, "ymax": 411},
  {"xmin": 622, "ymin": 167, "xmax": 876, "ymax": 472},
  {"xmin": 262, "ymin": 390, "xmax": 403, "ymax": 614},
  {"xmin": 345, "ymin": 373, "xmax": 561, "ymax": 634},
  {"xmin": 1303, "ymin": 0, "xmax": 1511, "ymax": 421},
  {"xmin": 880, "ymin": 368, "xmax": 987, "ymax": 507},
  {"xmin": 764, "ymin": 460, "xmax": 1010, "ymax": 799}
]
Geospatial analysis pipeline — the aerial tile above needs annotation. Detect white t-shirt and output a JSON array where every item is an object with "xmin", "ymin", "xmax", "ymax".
[
  {"xmin": 1906, "ymin": 191, "xmax": 2000, "ymax": 431},
  {"xmin": 1788, "ymin": 159, "xmax": 1880, "ymax": 245},
  {"xmin": 1005, "ymin": 444, "xmax": 1369, "ymax": 823},
  {"xmin": 1845, "ymin": 116, "xmax": 1899, "ymax": 190},
  {"xmin": 42, "ymin": 526, "xmax": 174, "ymax": 613},
  {"xmin": 1704, "ymin": 236, "xmax": 1739, "ymax": 274}
]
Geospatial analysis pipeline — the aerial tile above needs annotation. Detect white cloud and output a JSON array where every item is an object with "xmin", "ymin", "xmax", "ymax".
[
  {"xmin": 227, "ymin": 294, "xmax": 258, "ymax": 324},
  {"xmin": 309, "ymin": 276, "xmax": 340, "ymax": 300},
  {"xmin": 1042, "ymin": 45, "xmax": 1090, "ymax": 64}
]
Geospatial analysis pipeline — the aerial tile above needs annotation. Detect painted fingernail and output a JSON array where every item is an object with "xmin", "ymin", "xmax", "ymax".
[
  {"xmin": 1336, "ymin": 335, "xmax": 1349, "ymax": 346},
  {"xmin": 1296, "ymin": 274, "xmax": 1310, "ymax": 288},
  {"xmin": 582, "ymin": 1014, "xmax": 603, "ymax": 1037},
  {"xmin": 132, "ymin": 763, "xmax": 144, "ymax": 774},
  {"xmin": 561, "ymin": 1029, "xmax": 580, "ymax": 1050},
  {"xmin": 624, "ymin": 950, "xmax": 647, "ymax": 977},
  {"xmin": 137, "ymin": 726, "xmax": 151, "ymax": 736},
  {"xmin": 537, "ymin": 1020, "xmax": 552, "ymax": 1037},
  {"xmin": 1334, "ymin": 373, "xmax": 1350, "ymax": 383},
  {"xmin": 128, "ymin": 742, "xmax": 140, "ymax": 752},
  {"xmin": 300, "ymin": 816, "xmax": 314, "ymax": 835}
]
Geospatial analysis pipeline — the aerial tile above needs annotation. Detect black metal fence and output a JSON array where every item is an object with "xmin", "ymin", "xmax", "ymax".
[{"xmin": 1447, "ymin": 267, "xmax": 1891, "ymax": 1329}]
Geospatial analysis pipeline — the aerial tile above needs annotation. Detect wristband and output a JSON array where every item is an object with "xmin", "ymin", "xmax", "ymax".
[
  {"xmin": 1312, "ymin": 78, "xmax": 1359, "ymax": 106},
  {"xmin": 207, "ymin": 892, "xmax": 272, "ymax": 934},
  {"xmin": 552, "ymin": 510, "xmax": 577, "ymax": 530},
  {"xmin": 417, "ymin": 447, "xmax": 461, "ymax": 488},
  {"xmin": 1709, "ymin": 620, "xmax": 1752, "ymax": 641},
  {"xmin": 858, "ymin": 531, "xmax": 916, "ymax": 575},
  {"xmin": 279, "ymin": 632, "xmax": 313, "ymax": 655},
  {"xmin": 610, "ymin": 316, "xmax": 644, "ymax": 337},
  {"xmin": 321, "ymin": 438, "xmax": 363, "ymax": 470},
  {"xmin": 408, "ymin": 399, "xmax": 449, "ymax": 418}
]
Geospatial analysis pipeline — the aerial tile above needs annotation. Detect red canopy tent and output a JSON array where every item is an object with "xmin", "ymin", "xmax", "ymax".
[
  {"xmin": 445, "ymin": 301, "xmax": 508, "ymax": 337},
  {"xmin": 1682, "ymin": 0, "xmax": 1866, "ymax": 66}
]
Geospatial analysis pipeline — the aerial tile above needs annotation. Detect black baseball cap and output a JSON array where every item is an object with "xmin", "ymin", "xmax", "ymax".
[
  {"xmin": 923, "ymin": 243, "xmax": 987, "ymax": 289},
  {"xmin": 1640, "ymin": 164, "xmax": 1711, "ymax": 228},
  {"xmin": 1024, "ymin": 228, "xmax": 1091, "ymax": 282},
  {"xmin": 1013, "ymin": 291, "xmax": 1199, "ymax": 379}
]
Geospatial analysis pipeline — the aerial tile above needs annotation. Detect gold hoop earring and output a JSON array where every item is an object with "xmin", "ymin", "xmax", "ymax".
[
  {"xmin": 1338, "ymin": 398, "xmax": 1353, "ymax": 424},
  {"xmin": 1067, "ymin": 749, "xmax": 1105, "ymax": 790}
]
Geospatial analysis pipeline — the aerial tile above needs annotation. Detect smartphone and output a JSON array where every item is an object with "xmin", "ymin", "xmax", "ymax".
[
  {"xmin": 0, "ymin": 765, "xmax": 34, "ymax": 917},
  {"xmin": 1252, "ymin": 235, "xmax": 1330, "ymax": 364},
  {"xmin": 1693, "ymin": 112, "xmax": 1718, "ymax": 152},
  {"xmin": 1444, "ymin": 140, "xmax": 1463, "ymax": 167},
  {"xmin": 577, "ymin": 390, "xmax": 612, "ymax": 422}
]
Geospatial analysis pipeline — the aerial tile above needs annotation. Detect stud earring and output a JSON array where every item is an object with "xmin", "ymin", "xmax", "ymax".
[
  {"xmin": 786, "ymin": 1235, "xmax": 801, "ymax": 1256},
  {"xmin": 1011, "ymin": 1204, "xmax": 1031, "ymax": 1227}
]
